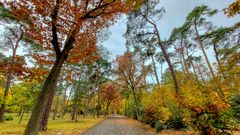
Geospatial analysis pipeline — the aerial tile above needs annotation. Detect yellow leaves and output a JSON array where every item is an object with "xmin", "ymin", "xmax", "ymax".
[{"xmin": 224, "ymin": 0, "xmax": 240, "ymax": 17}]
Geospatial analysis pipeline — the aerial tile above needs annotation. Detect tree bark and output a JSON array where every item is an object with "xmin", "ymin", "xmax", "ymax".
[
  {"xmin": 18, "ymin": 109, "xmax": 25, "ymax": 124},
  {"xmin": 52, "ymin": 93, "xmax": 60, "ymax": 120},
  {"xmin": 194, "ymin": 21, "xmax": 215, "ymax": 79},
  {"xmin": 154, "ymin": 24, "xmax": 180, "ymax": 95},
  {"xmin": 23, "ymin": 54, "xmax": 68, "ymax": 135},
  {"xmin": 131, "ymin": 88, "xmax": 139, "ymax": 119},
  {"xmin": 105, "ymin": 101, "xmax": 112, "ymax": 117},
  {"xmin": 0, "ymin": 72, "xmax": 12, "ymax": 122},
  {"xmin": 97, "ymin": 87, "xmax": 100, "ymax": 117},
  {"xmin": 39, "ymin": 89, "xmax": 55, "ymax": 131}
]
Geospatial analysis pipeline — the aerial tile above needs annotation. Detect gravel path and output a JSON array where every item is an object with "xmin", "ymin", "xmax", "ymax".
[{"xmin": 82, "ymin": 115, "xmax": 153, "ymax": 135}]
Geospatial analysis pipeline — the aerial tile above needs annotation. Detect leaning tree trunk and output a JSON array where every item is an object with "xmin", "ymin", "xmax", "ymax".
[
  {"xmin": 39, "ymin": 88, "xmax": 55, "ymax": 131},
  {"xmin": 194, "ymin": 21, "xmax": 224, "ymax": 99},
  {"xmin": 154, "ymin": 24, "xmax": 180, "ymax": 95},
  {"xmin": 150, "ymin": 55, "xmax": 160, "ymax": 86},
  {"xmin": 23, "ymin": 55, "xmax": 68, "ymax": 135}
]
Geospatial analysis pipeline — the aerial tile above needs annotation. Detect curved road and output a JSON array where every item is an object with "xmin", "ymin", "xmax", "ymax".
[{"xmin": 82, "ymin": 115, "xmax": 153, "ymax": 135}]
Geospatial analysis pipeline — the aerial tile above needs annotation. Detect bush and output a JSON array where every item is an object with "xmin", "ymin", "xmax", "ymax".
[
  {"xmin": 4, "ymin": 115, "xmax": 13, "ymax": 121},
  {"xmin": 155, "ymin": 121, "xmax": 166, "ymax": 132},
  {"xmin": 166, "ymin": 114, "xmax": 187, "ymax": 130}
]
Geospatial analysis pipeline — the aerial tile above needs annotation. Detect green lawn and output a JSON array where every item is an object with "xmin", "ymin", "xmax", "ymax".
[{"xmin": 0, "ymin": 113, "xmax": 104, "ymax": 135}]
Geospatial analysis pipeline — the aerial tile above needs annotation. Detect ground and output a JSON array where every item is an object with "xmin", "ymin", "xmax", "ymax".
[
  {"xmin": 1, "ymin": 113, "xmax": 240, "ymax": 135},
  {"xmin": 0, "ymin": 113, "xmax": 103, "ymax": 135},
  {"xmin": 83, "ymin": 115, "xmax": 152, "ymax": 135}
]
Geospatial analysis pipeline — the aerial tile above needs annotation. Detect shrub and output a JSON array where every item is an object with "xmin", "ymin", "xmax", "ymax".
[
  {"xmin": 166, "ymin": 114, "xmax": 187, "ymax": 130},
  {"xmin": 4, "ymin": 115, "xmax": 13, "ymax": 121},
  {"xmin": 155, "ymin": 121, "xmax": 166, "ymax": 132}
]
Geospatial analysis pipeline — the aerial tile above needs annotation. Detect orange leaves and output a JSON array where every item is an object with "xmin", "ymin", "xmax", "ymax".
[
  {"xmin": 224, "ymin": 0, "xmax": 240, "ymax": 17},
  {"xmin": 101, "ymin": 83, "xmax": 120, "ymax": 101},
  {"xmin": 4, "ymin": 0, "xmax": 140, "ymax": 67},
  {"xmin": 0, "ymin": 55, "xmax": 28, "ymax": 77}
]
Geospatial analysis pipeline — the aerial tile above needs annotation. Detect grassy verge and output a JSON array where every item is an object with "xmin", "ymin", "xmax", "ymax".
[{"xmin": 0, "ymin": 113, "xmax": 104, "ymax": 135}]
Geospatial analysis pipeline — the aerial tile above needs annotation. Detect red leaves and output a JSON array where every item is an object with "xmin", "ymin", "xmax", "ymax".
[
  {"xmin": 101, "ymin": 83, "xmax": 119, "ymax": 101},
  {"xmin": 0, "ymin": 55, "xmax": 28, "ymax": 77}
]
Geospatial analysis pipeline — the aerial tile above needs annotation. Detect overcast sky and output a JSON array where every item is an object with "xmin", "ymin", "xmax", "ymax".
[{"xmin": 103, "ymin": 0, "xmax": 239, "ymax": 60}]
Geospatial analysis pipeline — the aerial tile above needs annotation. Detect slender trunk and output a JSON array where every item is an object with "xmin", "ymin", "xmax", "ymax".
[
  {"xmin": 195, "ymin": 61, "xmax": 205, "ymax": 83},
  {"xmin": 105, "ymin": 101, "xmax": 111, "ymax": 117},
  {"xmin": 213, "ymin": 43, "xmax": 226, "ymax": 79},
  {"xmin": 0, "ymin": 30, "xmax": 22, "ymax": 122},
  {"xmin": 0, "ymin": 72, "xmax": 12, "ymax": 122},
  {"xmin": 19, "ymin": 109, "xmax": 25, "ymax": 124},
  {"xmin": 23, "ymin": 54, "xmax": 67, "ymax": 135},
  {"xmin": 194, "ymin": 21, "xmax": 225, "ymax": 99},
  {"xmin": 97, "ymin": 87, "xmax": 100, "ymax": 117},
  {"xmin": 71, "ymin": 98, "xmax": 77, "ymax": 121},
  {"xmin": 194, "ymin": 21, "xmax": 215, "ymax": 79},
  {"xmin": 184, "ymin": 43, "xmax": 199, "ymax": 81},
  {"xmin": 52, "ymin": 93, "xmax": 60, "ymax": 120},
  {"xmin": 39, "ymin": 90, "xmax": 55, "ymax": 131},
  {"xmin": 180, "ymin": 38, "xmax": 189, "ymax": 74},
  {"xmin": 61, "ymin": 88, "xmax": 67, "ymax": 118},
  {"xmin": 150, "ymin": 55, "xmax": 160, "ymax": 86},
  {"xmin": 62, "ymin": 85, "xmax": 74, "ymax": 118},
  {"xmin": 190, "ymin": 60, "xmax": 198, "ymax": 80},
  {"xmin": 131, "ymin": 88, "xmax": 139, "ymax": 119},
  {"xmin": 154, "ymin": 24, "xmax": 179, "ymax": 95}
]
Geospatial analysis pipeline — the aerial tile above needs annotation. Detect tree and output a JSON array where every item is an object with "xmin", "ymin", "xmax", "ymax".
[
  {"xmin": 115, "ymin": 51, "xmax": 148, "ymax": 119},
  {"xmin": 0, "ymin": 19, "xmax": 25, "ymax": 122},
  {"xmin": 2, "ymin": 0, "xmax": 141, "ymax": 134},
  {"xmin": 224, "ymin": 0, "xmax": 240, "ymax": 17},
  {"xmin": 125, "ymin": 0, "xmax": 180, "ymax": 95},
  {"xmin": 101, "ymin": 83, "xmax": 120, "ymax": 116}
]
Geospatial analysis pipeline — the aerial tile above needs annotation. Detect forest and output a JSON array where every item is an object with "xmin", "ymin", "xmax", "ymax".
[{"xmin": 0, "ymin": 0, "xmax": 239, "ymax": 135}]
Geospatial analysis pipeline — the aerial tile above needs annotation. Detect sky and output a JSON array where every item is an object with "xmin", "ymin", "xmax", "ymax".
[{"xmin": 103, "ymin": 0, "xmax": 239, "ymax": 60}]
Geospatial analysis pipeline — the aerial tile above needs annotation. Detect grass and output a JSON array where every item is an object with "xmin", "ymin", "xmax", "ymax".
[{"xmin": 0, "ymin": 113, "xmax": 104, "ymax": 135}]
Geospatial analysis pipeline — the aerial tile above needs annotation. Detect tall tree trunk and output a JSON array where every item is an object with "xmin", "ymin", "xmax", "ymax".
[
  {"xmin": 180, "ymin": 38, "xmax": 189, "ymax": 75},
  {"xmin": 105, "ymin": 101, "xmax": 111, "ymax": 117},
  {"xmin": 71, "ymin": 98, "xmax": 77, "ymax": 121},
  {"xmin": 61, "ymin": 88, "xmax": 67, "ymax": 118},
  {"xmin": 213, "ymin": 43, "xmax": 226, "ymax": 79},
  {"xmin": 39, "ymin": 90, "xmax": 55, "ymax": 131},
  {"xmin": 52, "ymin": 93, "xmax": 60, "ymax": 120},
  {"xmin": 194, "ymin": 21, "xmax": 225, "ymax": 99},
  {"xmin": 97, "ymin": 87, "xmax": 100, "ymax": 117},
  {"xmin": 194, "ymin": 21, "xmax": 224, "ymax": 98},
  {"xmin": 62, "ymin": 85, "xmax": 73, "ymax": 118},
  {"xmin": 23, "ymin": 55, "xmax": 67, "ymax": 135},
  {"xmin": 150, "ymin": 55, "xmax": 160, "ymax": 86},
  {"xmin": 19, "ymin": 109, "xmax": 25, "ymax": 124},
  {"xmin": 131, "ymin": 88, "xmax": 139, "ymax": 119},
  {"xmin": 194, "ymin": 21, "xmax": 215, "ymax": 79},
  {"xmin": 184, "ymin": 42, "xmax": 199, "ymax": 81},
  {"xmin": 195, "ymin": 61, "xmax": 205, "ymax": 83},
  {"xmin": 0, "ymin": 29, "xmax": 22, "ymax": 122},
  {"xmin": 154, "ymin": 24, "xmax": 180, "ymax": 95},
  {"xmin": 0, "ymin": 72, "xmax": 12, "ymax": 122},
  {"xmin": 0, "ymin": 51, "xmax": 16, "ymax": 122}
]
